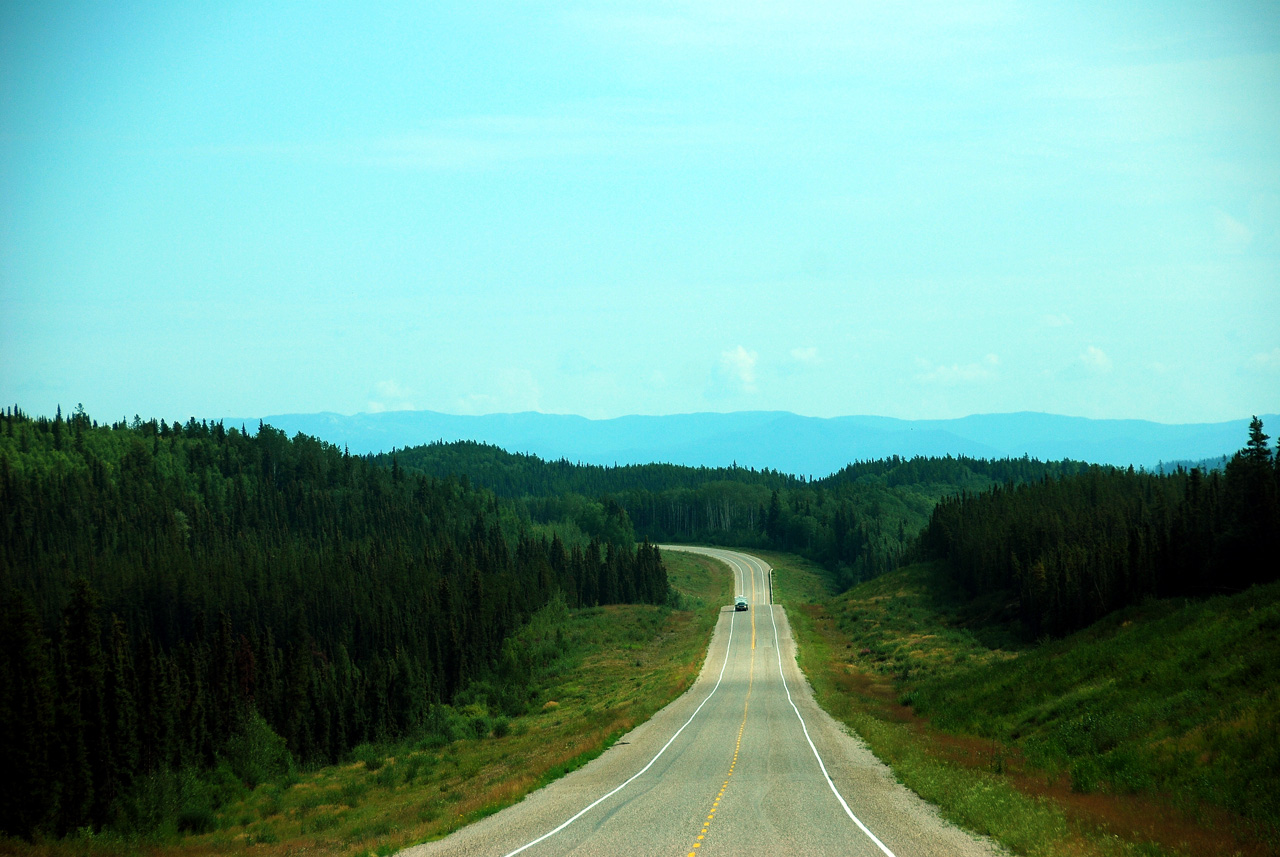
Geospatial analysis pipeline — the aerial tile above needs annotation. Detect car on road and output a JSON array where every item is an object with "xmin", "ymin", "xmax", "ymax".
[{"xmin": 734, "ymin": 597, "xmax": 749, "ymax": 611}]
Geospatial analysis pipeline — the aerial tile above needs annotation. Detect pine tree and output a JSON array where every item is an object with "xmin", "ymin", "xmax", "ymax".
[
  {"xmin": 0, "ymin": 589, "xmax": 59, "ymax": 836},
  {"xmin": 765, "ymin": 490, "xmax": 783, "ymax": 543},
  {"xmin": 103, "ymin": 616, "xmax": 139, "ymax": 812},
  {"xmin": 57, "ymin": 579, "xmax": 107, "ymax": 831},
  {"xmin": 1246, "ymin": 416, "xmax": 1272, "ymax": 465}
]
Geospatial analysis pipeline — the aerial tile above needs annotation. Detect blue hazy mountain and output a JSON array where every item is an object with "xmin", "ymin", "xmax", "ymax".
[{"xmin": 229, "ymin": 410, "xmax": 1279, "ymax": 477}]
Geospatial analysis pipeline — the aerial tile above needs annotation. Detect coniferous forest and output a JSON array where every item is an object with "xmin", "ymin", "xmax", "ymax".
[
  {"xmin": 376, "ymin": 441, "xmax": 1095, "ymax": 588},
  {"xmin": 378, "ymin": 422, "xmax": 1278, "ymax": 640},
  {"xmin": 3, "ymin": 404, "xmax": 1274, "ymax": 844},
  {"xmin": 919, "ymin": 417, "xmax": 1280, "ymax": 636},
  {"xmin": 0, "ymin": 407, "xmax": 667, "ymax": 839}
]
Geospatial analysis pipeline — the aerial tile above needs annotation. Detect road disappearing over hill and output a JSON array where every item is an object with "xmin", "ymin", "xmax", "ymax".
[{"xmin": 402, "ymin": 546, "xmax": 1003, "ymax": 857}]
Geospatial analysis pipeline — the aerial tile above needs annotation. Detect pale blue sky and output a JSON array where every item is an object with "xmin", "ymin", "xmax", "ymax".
[{"xmin": 3, "ymin": 1, "xmax": 1278, "ymax": 423}]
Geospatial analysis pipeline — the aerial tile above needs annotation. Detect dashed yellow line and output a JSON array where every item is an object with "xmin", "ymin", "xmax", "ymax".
[{"xmin": 686, "ymin": 600, "xmax": 755, "ymax": 856}]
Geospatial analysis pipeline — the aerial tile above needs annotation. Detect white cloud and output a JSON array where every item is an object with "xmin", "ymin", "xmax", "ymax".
[
  {"xmin": 789, "ymin": 346, "xmax": 822, "ymax": 365},
  {"xmin": 367, "ymin": 380, "xmax": 414, "ymax": 413},
  {"xmin": 497, "ymin": 368, "xmax": 543, "ymax": 412},
  {"xmin": 1213, "ymin": 207, "xmax": 1254, "ymax": 255},
  {"xmin": 915, "ymin": 353, "xmax": 999, "ymax": 384},
  {"xmin": 453, "ymin": 368, "xmax": 543, "ymax": 415},
  {"xmin": 1041, "ymin": 313, "xmax": 1073, "ymax": 327},
  {"xmin": 1080, "ymin": 345, "xmax": 1113, "ymax": 373},
  {"xmin": 455, "ymin": 393, "xmax": 500, "ymax": 415},
  {"xmin": 1248, "ymin": 348, "xmax": 1280, "ymax": 373},
  {"xmin": 720, "ymin": 345, "xmax": 759, "ymax": 392}
]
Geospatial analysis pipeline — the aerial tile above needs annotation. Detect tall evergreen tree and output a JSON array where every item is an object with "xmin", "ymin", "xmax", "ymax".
[{"xmin": 0, "ymin": 589, "xmax": 59, "ymax": 835}]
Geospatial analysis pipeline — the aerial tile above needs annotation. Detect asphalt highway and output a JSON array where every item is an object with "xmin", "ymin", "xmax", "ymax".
[{"xmin": 401, "ymin": 546, "xmax": 1004, "ymax": 857}]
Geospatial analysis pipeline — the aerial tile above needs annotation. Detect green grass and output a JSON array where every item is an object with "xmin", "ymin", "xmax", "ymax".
[
  {"xmin": 1, "ymin": 552, "xmax": 732, "ymax": 857},
  {"xmin": 767, "ymin": 554, "xmax": 1278, "ymax": 857},
  {"xmin": 909, "ymin": 575, "xmax": 1280, "ymax": 824}
]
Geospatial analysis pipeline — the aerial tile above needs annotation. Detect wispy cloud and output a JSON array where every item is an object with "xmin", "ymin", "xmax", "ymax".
[
  {"xmin": 1248, "ymin": 347, "xmax": 1280, "ymax": 373},
  {"xmin": 915, "ymin": 353, "xmax": 999, "ymax": 384},
  {"xmin": 454, "ymin": 368, "xmax": 543, "ymax": 415},
  {"xmin": 366, "ymin": 380, "xmax": 414, "ymax": 413},
  {"xmin": 1213, "ymin": 207, "xmax": 1254, "ymax": 254},
  {"xmin": 720, "ymin": 345, "xmax": 759, "ymax": 393},
  {"xmin": 789, "ymin": 346, "xmax": 822, "ymax": 365},
  {"xmin": 1080, "ymin": 345, "xmax": 1113, "ymax": 373},
  {"xmin": 1041, "ymin": 313, "xmax": 1073, "ymax": 327}
]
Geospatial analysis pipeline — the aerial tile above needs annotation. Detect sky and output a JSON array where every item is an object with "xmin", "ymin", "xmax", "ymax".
[{"xmin": 2, "ymin": 1, "xmax": 1278, "ymax": 425}]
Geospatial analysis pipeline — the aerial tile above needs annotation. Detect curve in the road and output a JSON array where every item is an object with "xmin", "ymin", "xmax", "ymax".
[
  {"xmin": 402, "ymin": 546, "xmax": 1006, "ymax": 857},
  {"xmin": 675, "ymin": 547, "xmax": 895, "ymax": 857}
]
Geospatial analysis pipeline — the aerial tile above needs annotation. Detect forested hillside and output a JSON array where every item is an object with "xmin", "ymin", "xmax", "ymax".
[
  {"xmin": 0, "ymin": 407, "xmax": 667, "ymax": 839},
  {"xmin": 378, "ymin": 442, "xmax": 1093, "ymax": 588},
  {"xmin": 921, "ymin": 417, "xmax": 1280, "ymax": 636}
]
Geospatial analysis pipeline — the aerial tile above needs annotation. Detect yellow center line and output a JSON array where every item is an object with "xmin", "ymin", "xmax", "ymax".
[{"xmin": 685, "ymin": 581, "xmax": 755, "ymax": 857}]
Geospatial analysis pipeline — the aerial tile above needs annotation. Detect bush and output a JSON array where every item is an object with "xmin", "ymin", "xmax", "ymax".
[
  {"xmin": 111, "ymin": 764, "xmax": 244, "ymax": 836},
  {"xmin": 423, "ymin": 704, "xmax": 465, "ymax": 744},
  {"xmin": 111, "ymin": 770, "xmax": 182, "ymax": 835},
  {"xmin": 468, "ymin": 714, "xmax": 491, "ymax": 739},
  {"xmin": 353, "ymin": 743, "xmax": 385, "ymax": 771},
  {"xmin": 374, "ymin": 763, "xmax": 400, "ymax": 789},
  {"xmin": 1069, "ymin": 757, "xmax": 1101, "ymax": 794},
  {"xmin": 177, "ymin": 804, "xmax": 216, "ymax": 834},
  {"xmin": 460, "ymin": 702, "xmax": 491, "ymax": 739},
  {"xmin": 400, "ymin": 754, "xmax": 429, "ymax": 782},
  {"xmin": 224, "ymin": 711, "xmax": 295, "ymax": 788}
]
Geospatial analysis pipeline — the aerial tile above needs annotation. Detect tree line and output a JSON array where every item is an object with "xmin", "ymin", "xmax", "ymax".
[
  {"xmin": 0, "ymin": 406, "xmax": 667, "ymax": 839},
  {"xmin": 383, "ymin": 441, "xmax": 1094, "ymax": 589},
  {"xmin": 919, "ymin": 417, "xmax": 1279, "ymax": 636}
]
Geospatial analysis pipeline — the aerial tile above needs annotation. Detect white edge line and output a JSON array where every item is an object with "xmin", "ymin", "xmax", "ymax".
[
  {"xmin": 758, "ymin": 554, "xmax": 898, "ymax": 857},
  {"xmin": 678, "ymin": 548, "xmax": 897, "ymax": 857},
  {"xmin": 500, "ymin": 560, "xmax": 740, "ymax": 857}
]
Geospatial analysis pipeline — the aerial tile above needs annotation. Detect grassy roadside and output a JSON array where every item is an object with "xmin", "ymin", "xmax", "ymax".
[
  {"xmin": 759, "ymin": 550, "xmax": 1277, "ymax": 857},
  {"xmin": 4, "ymin": 551, "xmax": 731, "ymax": 857}
]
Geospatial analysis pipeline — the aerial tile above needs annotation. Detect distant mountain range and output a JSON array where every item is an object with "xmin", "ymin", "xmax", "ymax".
[{"xmin": 227, "ymin": 409, "xmax": 1279, "ymax": 477}]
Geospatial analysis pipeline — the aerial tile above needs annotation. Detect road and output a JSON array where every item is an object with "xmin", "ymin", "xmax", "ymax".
[{"xmin": 401, "ymin": 546, "xmax": 1004, "ymax": 857}]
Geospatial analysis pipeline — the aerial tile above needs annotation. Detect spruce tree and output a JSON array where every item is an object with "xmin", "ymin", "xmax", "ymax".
[
  {"xmin": 0, "ymin": 590, "xmax": 59, "ymax": 836},
  {"xmin": 1246, "ymin": 415, "xmax": 1271, "ymax": 464}
]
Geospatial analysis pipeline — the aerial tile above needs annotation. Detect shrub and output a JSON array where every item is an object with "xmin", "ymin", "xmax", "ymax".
[
  {"xmin": 353, "ymin": 743, "xmax": 385, "ymax": 771},
  {"xmin": 374, "ymin": 762, "xmax": 400, "ymax": 789},
  {"xmin": 1069, "ymin": 757, "xmax": 1101, "ymax": 794},
  {"xmin": 468, "ymin": 714, "xmax": 491, "ymax": 738},
  {"xmin": 176, "ymin": 804, "xmax": 215, "ymax": 834},
  {"xmin": 224, "ymin": 711, "xmax": 295, "ymax": 788}
]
